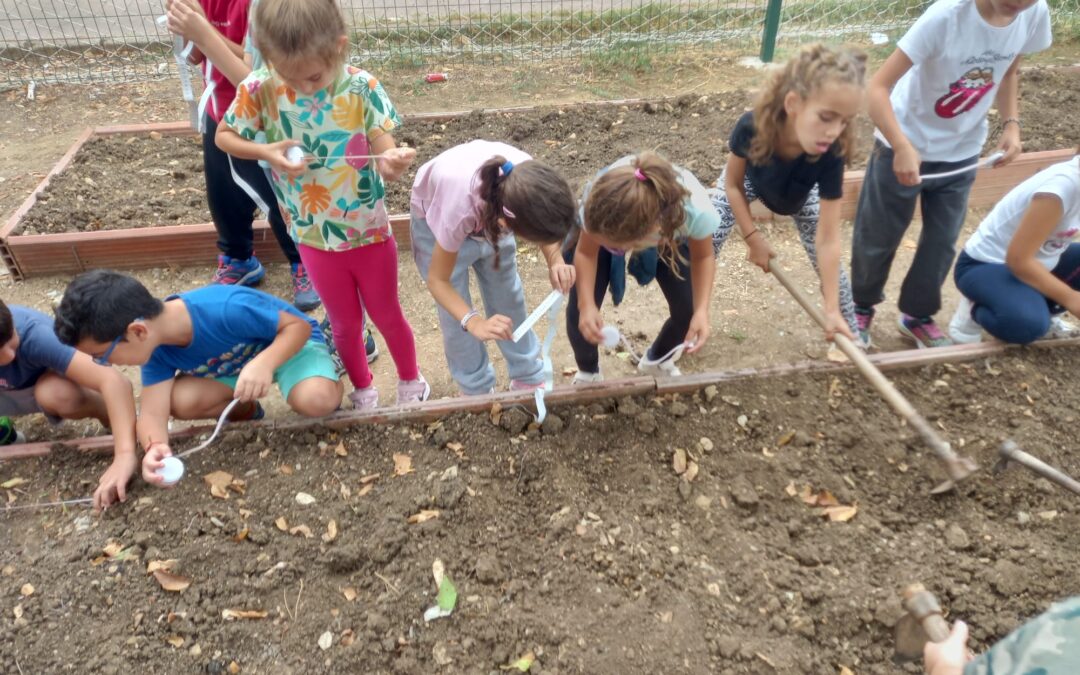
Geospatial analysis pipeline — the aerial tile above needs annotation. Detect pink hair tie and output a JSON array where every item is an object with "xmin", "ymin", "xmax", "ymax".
[
  {"xmin": 634, "ymin": 168, "xmax": 648, "ymax": 182},
  {"xmin": 502, "ymin": 206, "xmax": 516, "ymax": 219}
]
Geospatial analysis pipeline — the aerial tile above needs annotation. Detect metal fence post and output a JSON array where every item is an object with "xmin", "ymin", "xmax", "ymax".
[{"xmin": 759, "ymin": 0, "xmax": 784, "ymax": 63}]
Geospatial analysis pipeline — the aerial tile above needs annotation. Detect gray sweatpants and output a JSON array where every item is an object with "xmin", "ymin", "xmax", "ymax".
[
  {"xmin": 851, "ymin": 141, "xmax": 977, "ymax": 318},
  {"xmin": 410, "ymin": 215, "xmax": 544, "ymax": 395}
]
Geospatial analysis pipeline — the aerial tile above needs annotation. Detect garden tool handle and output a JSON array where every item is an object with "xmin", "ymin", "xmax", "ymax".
[
  {"xmin": 1000, "ymin": 441, "xmax": 1080, "ymax": 496},
  {"xmin": 902, "ymin": 584, "xmax": 952, "ymax": 643},
  {"xmin": 767, "ymin": 261, "xmax": 974, "ymax": 481}
]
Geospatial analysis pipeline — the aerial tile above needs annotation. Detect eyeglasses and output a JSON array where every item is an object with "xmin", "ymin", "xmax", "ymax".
[{"xmin": 93, "ymin": 334, "xmax": 124, "ymax": 366}]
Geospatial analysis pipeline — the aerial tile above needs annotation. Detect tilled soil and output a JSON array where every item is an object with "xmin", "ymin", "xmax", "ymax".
[
  {"xmin": 16, "ymin": 66, "xmax": 1080, "ymax": 236},
  {"xmin": 1, "ymin": 346, "xmax": 1078, "ymax": 674}
]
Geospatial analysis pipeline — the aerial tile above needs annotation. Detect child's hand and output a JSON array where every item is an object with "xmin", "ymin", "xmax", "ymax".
[
  {"xmin": 893, "ymin": 143, "xmax": 922, "ymax": 186},
  {"xmin": 377, "ymin": 147, "xmax": 416, "ymax": 182},
  {"xmin": 264, "ymin": 141, "xmax": 306, "ymax": 178},
  {"xmin": 924, "ymin": 620, "xmax": 972, "ymax": 675},
  {"xmin": 994, "ymin": 126, "xmax": 1022, "ymax": 167},
  {"xmin": 235, "ymin": 360, "xmax": 274, "ymax": 401},
  {"xmin": 578, "ymin": 305, "xmax": 605, "ymax": 345},
  {"xmin": 747, "ymin": 236, "xmax": 776, "ymax": 272},
  {"xmin": 824, "ymin": 309, "xmax": 856, "ymax": 343},
  {"xmin": 684, "ymin": 311, "xmax": 710, "ymax": 353},
  {"xmin": 548, "ymin": 261, "xmax": 576, "ymax": 294},
  {"xmin": 94, "ymin": 453, "xmax": 138, "ymax": 511},
  {"xmin": 466, "ymin": 314, "xmax": 513, "ymax": 341},
  {"xmin": 166, "ymin": 0, "xmax": 209, "ymax": 42},
  {"xmin": 142, "ymin": 443, "xmax": 174, "ymax": 486}
]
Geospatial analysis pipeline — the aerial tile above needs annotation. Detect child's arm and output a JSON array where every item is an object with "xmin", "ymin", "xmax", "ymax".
[
  {"xmin": 540, "ymin": 241, "xmax": 576, "ymax": 294},
  {"xmin": 992, "ymin": 56, "xmax": 1023, "ymax": 167},
  {"xmin": 572, "ymin": 231, "xmax": 605, "ymax": 345},
  {"xmin": 216, "ymin": 124, "xmax": 304, "ymax": 176},
  {"xmin": 426, "ymin": 244, "xmax": 513, "ymax": 341},
  {"xmin": 61, "ymin": 353, "xmax": 138, "ymax": 511},
  {"xmin": 1006, "ymin": 195, "xmax": 1080, "ymax": 316},
  {"xmin": 868, "ymin": 49, "xmax": 921, "ymax": 186},
  {"xmin": 685, "ymin": 237, "xmax": 715, "ymax": 353},
  {"xmin": 815, "ymin": 198, "xmax": 857, "ymax": 342},
  {"xmin": 724, "ymin": 154, "xmax": 775, "ymax": 272},
  {"xmin": 370, "ymin": 133, "xmax": 416, "ymax": 183},
  {"xmin": 233, "ymin": 311, "xmax": 311, "ymax": 402},
  {"xmin": 137, "ymin": 380, "xmax": 175, "ymax": 486},
  {"xmin": 166, "ymin": 0, "xmax": 251, "ymax": 86}
]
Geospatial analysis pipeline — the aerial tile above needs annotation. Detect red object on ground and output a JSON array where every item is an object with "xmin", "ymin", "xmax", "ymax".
[{"xmin": 424, "ymin": 73, "xmax": 449, "ymax": 83}]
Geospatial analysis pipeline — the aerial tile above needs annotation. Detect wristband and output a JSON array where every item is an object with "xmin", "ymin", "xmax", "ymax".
[
  {"xmin": 1001, "ymin": 117, "xmax": 1021, "ymax": 131},
  {"xmin": 744, "ymin": 229, "xmax": 760, "ymax": 241},
  {"xmin": 460, "ymin": 309, "xmax": 480, "ymax": 332}
]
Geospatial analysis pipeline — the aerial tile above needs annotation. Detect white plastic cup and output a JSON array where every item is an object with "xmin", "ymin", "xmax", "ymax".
[
  {"xmin": 156, "ymin": 456, "xmax": 185, "ymax": 486},
  {"xmin": 600, "ymin": 325, "xmax": 620, "ymax": 348},
  {"xmin": 285, "ymin": 146, "xmax": 304, "ymax": 164}
]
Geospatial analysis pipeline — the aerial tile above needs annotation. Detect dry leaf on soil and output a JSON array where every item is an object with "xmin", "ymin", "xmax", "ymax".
[
  {"xmin": 357, "ymin": 483, "xmax": 374, "ymax": 497},
  {"xmin": 166, "ymin": 635, "xmax": 185, "ymax": 648},
  {"xmin": 152, "ymin": 569, "xmax": 192, "ymax": 592},
  {"xmin": 334, "ymin": 442, "xmax": 348, "ymax": 457},
  {"xmin": 295, "ymin": 492, "xmax": 316, "ymax": 506},
  {"xmin": 289, "ymin": 525, "xmax": 314, "ymax": 539},
  {"xmin": 672, "ymin": 448, "xmax": 688, "ymax": 475},
  {"xmin": 822, "ymin": 505, "xmax": 859, "ymax": 522},
  {"xmin": 340, "ymin": 629, "xmax": 356, "ymax": 647},
  {"xmin": 1, "ymin": 478, "xmax": 27, "ymax": 489},
  {"xmin": 20, "ymin": 584, "xmax": 33, "ymax": 597},
  {"xmin": 839, "ymin": 666, "xmax": 855, "ymax": 675},
  {"xmin": 232, "ymin": 528, "xmax": 250, "ymax": 543},
  {"xmin": 342, "ymin": 587, "xmax": 358, "ymax": 602},
  {"xmin": 204, "ymin": 471, "xmax": 234, "ymax": 499},
  {"xmin": 274, "ymin": 517, "xmax": 288, "ymax": 532},
  {"xmin": 146, "ymin": 559, "xmax": 178, "ymax": 575},
  {"xmin": 407, "ymin": 509, "xmax": 440, "ymax": 524},
  {"xmin": 683, "ymin": 461, "xmax": 699, "ymax": 483},
  {"xmin": 359, "ymin": 473, "xmax": 380, "ymax": 484},
  {"xmin": 500, "ymin": 651, "xmax": 536, "ymax": 672},
  {"xmin": 322, "ymin": 520, "xmax": 338, "ymax": 543},
  {"xmin": 222, "ymin": 608, "xmax": 269, "ymax": 620},
  {"xmin": 393, "ymin": 453, "xmax": 414, "ymax": 476}
]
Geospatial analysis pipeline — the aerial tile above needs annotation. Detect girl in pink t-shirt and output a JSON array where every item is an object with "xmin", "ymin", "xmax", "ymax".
[{"xmin": 410, "ymin": 140, "xmax": 576, "ymax": 395}]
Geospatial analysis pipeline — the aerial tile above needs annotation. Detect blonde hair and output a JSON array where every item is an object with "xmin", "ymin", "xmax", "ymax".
[
  {"xmin": 254, "ymin": 0, "xmax": 347, "ymax": 68},
  {"xmin": 583, "ymin": 152, "xmax": 689, "ymax": 274},
  {"xmin": 749, "ymin": 43, "xmax": 867, "ymax": 166}
]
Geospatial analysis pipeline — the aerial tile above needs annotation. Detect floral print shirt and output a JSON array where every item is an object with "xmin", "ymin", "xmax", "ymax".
[{"xmin": 224, "ymin": 64, "xmax": 400, "ymax": 251}]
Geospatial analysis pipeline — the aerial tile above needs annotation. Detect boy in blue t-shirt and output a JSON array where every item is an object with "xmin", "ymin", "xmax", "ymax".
[
  {"xmin": 0, "ymin": 299, "xmax": 138, "ymax": 510},
  {"xmin": 54, "ymin": 270, "xmax": 342, "ymax": 489}
]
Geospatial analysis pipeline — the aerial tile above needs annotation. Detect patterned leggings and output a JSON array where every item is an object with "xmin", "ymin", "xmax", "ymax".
[{"xmin": 711, "ymin": 171, "xmax": 858, "ymax": 334}]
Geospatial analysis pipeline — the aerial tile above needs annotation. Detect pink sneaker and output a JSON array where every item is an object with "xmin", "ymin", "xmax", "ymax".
[
  {"xmin": 349, "ymin": 386, "xmax": 379, "ymax": 411},
  {"xmin": 509, "ymin": 379, "xmax": 545, "ymax": 392},
  {"xmin": 397, "ymin": 375, "xmax": 431, "ymax": 405}
]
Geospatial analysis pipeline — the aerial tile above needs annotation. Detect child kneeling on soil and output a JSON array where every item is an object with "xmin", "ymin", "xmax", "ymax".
[
  {"xmin": 711, "ymin": 43, "xmax": 865, "ymax": 344},
  {"xmin": 949, "ymin": 151, "xmax": 1080, "ymax": 344},
  {"xmin": 216, "ymin": 0, "xmax": 428, "ymax": 410},
  {"xmin": 0, "ymin": 300, "xmax": 137, "ymax": 511},
  {"xmin": 53, "ymin": 270, "xmax": 342, "ymax": 487},
  {"xmin": 567, "ymin": 152, "xmax": 719, "ymax": 381},
  {"xmin": 850, "ymin": 0, "xmax": 1051, "ymax": 349},
  {"xmin": 410, "ymin": 140, "xmax": 577, "ymax": 395}
]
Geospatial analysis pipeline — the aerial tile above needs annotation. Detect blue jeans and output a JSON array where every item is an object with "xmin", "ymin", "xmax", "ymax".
[
  {"xmin": 410, "ymin": 215, "xmax": 543, "ymax": 395},
  {"xmin": 954, "ymin": 245, "xmax": 1080, "ymax": 344}
]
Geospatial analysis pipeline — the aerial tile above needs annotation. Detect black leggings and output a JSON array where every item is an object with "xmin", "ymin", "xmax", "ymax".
[
  {"xmin": 564, "ymin": 243, "xmax": 693, "ymax": 373},
  {"xmin": 202, "ymin": 115, "xmax": 300, "ymax": 264}
]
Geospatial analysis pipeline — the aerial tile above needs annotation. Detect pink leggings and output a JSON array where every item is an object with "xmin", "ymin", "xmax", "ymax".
[{"xmin": 298, "ymin": 240, "xmax": 419, "ymax": 388}]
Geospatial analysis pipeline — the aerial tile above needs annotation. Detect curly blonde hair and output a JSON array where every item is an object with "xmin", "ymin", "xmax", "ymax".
[{"xmin": 749, "ymin": 43, "xmax": 867, "ymax": 166}]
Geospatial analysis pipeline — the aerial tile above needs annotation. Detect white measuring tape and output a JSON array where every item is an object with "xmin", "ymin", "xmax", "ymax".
[
  {"xmin": 157, "ymin": 15, "xmax": 199, "ymax": 130},
  {"xmin": 512, "ymin": 290, "xmax": 565, "ymax": 424},
  {"xmin": 2, "ymin": 496, "xmax": 93, "ymax": 514},
  {"xmin": 919, "ymin": 151, "xmax": 1004, "ymax": 181}
]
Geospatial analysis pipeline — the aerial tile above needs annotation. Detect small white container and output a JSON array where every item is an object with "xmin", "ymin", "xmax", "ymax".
[
  {"xmin": 600, "ymin": 325, "xmax": 620, "ymax": 348},
  {"xmin": 285, "ymin": 146, "xmax": 304, "ymax": 164},
  {"xmin": 156, "ymin": 456, "xmax": 185, "ymax": 486}
]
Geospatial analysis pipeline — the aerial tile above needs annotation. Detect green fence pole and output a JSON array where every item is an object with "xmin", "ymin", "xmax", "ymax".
[{"xmin": 760, "ymin": 0, "xmax": 784, "ymax": 63}]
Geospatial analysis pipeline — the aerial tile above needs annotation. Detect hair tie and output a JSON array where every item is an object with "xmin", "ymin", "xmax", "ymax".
[
  {"xmin": 500, "ymin": 160, "xmax": 514, "ymax": 177},
  {"xmin": 502, "ymin": 206, "xmax": 516, "ymax": 219},
  {"xmin": 634, "ymin": 168, "xmax": 648, "ymax": 182}
]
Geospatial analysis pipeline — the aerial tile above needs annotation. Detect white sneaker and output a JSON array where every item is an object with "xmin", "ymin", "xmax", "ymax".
[
  {"xmin": 348, "ymin": 386, "xmax": 379, "ymax": 411},
  {"xmin": 948, "ymin": 296, "xmax": 983, "ymax": 344},
  {"xmin": 637, "ymin": 349, "xmax": 683, "ymax": 377},
  {"xmin": 1045, "ymin": 314, "xmax": 1080, "ymax": 340},
  {"xmin": 571, "ymin": 370, "xmax": 603, "ymax": 385}
]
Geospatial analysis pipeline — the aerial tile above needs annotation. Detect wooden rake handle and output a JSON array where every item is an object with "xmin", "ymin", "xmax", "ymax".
[{"xmin": 767, "ymin": 260, "xmax": 977, "ymax": 484}]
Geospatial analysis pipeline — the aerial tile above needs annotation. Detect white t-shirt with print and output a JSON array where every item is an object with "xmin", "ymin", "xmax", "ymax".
[
  {"xmin": 964, "ymin": 157, "xmax": 1080, "ymax": 269},
  {"xmin": 876, "ymin": 0, "xmax": 1051, "ymax": 162}
]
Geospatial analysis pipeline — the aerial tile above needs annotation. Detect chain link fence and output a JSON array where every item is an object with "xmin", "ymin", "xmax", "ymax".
[{"xmin": 2, "ymin": 0, "xmax": 1078, "ymax": 87}]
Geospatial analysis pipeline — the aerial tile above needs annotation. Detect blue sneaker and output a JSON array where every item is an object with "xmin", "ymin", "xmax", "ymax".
[
  {"xmin": 319, "ymin": 319, "xmax": 379, "ymax": 372},
  {"xmin": 364, "ymin": 326, "xmax": 379, "ymax": 364},
  {"xmin": 212, "ymin": 255, "xmax": 265, "ymax": 287},
  {"xmin": 290, "ymin": 263, "xmax": 321, "ymax": 312}
]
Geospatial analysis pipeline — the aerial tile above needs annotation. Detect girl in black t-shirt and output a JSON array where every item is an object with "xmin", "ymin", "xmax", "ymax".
[{"xmin": 711, "ymin": 43, "xmax": 866, "ymax": 343}]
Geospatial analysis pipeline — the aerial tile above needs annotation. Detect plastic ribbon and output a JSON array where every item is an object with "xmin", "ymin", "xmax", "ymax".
[
  {"xmin": 532, "ymin": 292, "xmax": 565, "ymax": 425},
  {"xmin": 157, "ymin": 15, "xmax": 199, "ymax": 130},
  {"xmin": 920, "ymin": 151, "xmax": 1004, "ymax": 180}
]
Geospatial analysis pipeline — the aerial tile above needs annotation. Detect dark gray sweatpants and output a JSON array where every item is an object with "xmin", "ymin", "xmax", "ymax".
[{"xmin": 851, "ymin": 141, "xmax": 978, "ymax": 318}]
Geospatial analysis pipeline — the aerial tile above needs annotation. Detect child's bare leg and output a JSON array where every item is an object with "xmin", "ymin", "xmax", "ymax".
[
  {"xmin": 286, "ymin": 377, "xmax": 343, "ymax": 417},
  {"xmin": 33, "ymin": 372, "xmax": 109, "ymax": 426},
  {"xmin": 169, "ymin": 376, "xmax": 250, "ymax": 420}
]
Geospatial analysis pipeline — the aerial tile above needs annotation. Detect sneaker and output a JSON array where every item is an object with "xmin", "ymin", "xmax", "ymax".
[
  {"xmin": 854, "ymin": 306, "xmax": 875, "ymax": 349},
  {"xmin": 211, "ymin": 255, "xmax": 265, "ymax": 286},
  {"xmin": 897, "ymin": 314, "xmax": 953, "ymax": 349},
  {"xmin": 364, "ymin": 327, "xmax": 379, "ymax": 364},
  {"xmin": 227, "ymin": 401, "xmax": 265, "ymax": 422},
  {"xmin": 320, "ymin": 319, "xmax": 379, "ymax": 366},
  {"xmin": 397, "ymin": 375, "xmax": 431, "ymax": 405},
  {"xmin": 948, "ymin": 296, "xmax": 983, "ymax": 344},
  {"xmin": 571, "ymin": 370, "xmax": 603, "ymax": 385},
  {"xmin": 290, "ymin": 263, "xmax": 321, "ymax": 312},
  {"xmin": 1045, "ymin": 314, "xmax": 1080, "ymax": 340},
  {"xmin": 349, "ymin": 386, "xmax": 379, "ymax": 411},
  {"xmin": 509, "ymin": 379, "xmax": 545, "ymax": 392},
  {"xmin": 637, "ymin": 349, "xmax": 683, "ymax": 377},
  {"xmin": 0, "ymin": 417, "xmax": 24, "ymax": 445}
]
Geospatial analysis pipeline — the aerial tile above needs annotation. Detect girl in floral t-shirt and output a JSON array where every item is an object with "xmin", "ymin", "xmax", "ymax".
[{"xmin": 217, "ymin": 0, "xmax": 428, "ymax": 410}]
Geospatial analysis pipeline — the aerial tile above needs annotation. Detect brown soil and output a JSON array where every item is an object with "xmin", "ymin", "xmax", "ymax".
[
  {"xmin": 2, "ymin": 347, "xmax": 1078, "ymax": 674},
  {"xmin": 15, "ymin": 66, "xmax": 1080, "ymax": 236}
]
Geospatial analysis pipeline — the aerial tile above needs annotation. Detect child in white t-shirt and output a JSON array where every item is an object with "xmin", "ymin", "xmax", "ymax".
[
  {"xmin": 850, "ymin": 0, "xmax": 1051, "ymax": 349},
  {"xmin": 950, "ymin": 154, "xmax": 1080, "ymax": 344}
]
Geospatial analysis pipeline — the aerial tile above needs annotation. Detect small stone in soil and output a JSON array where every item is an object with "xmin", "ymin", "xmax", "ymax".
[
  {"xmin": 944, "ymin": 524, "xmax": 971, "ymax": 550},
  {"xmin": 670, "ymin": 401, "xmax": 689, "ymax": 417},
  {"xmin": 474, "ymin": 553, "xmax": 504, "ymax": 584},
  {"xmin": 634, "ymin": 412, "xmax": 657, "ymax": 434},
  {"xmin": 541, "ymin": 414, "xmax": 564, "ymax": 435},
  {"xmin": 729, "ymin": 476, "xmax": 759, "ymax": 507}
]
